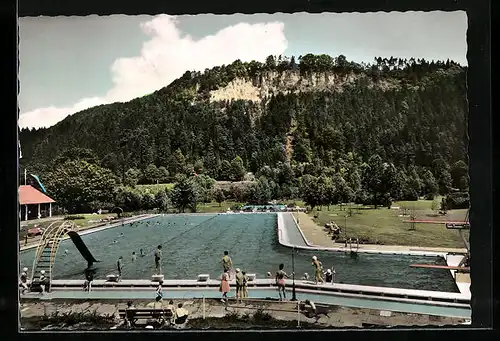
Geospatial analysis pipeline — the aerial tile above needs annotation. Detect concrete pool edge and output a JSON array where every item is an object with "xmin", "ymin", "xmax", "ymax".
[
  {"xmin": 277, "ymin": 212, "xmax": 449, "ymax": 257},
  {"xmin": 34, "ymin": 278, "xmax": 471, "ymax": 304}
]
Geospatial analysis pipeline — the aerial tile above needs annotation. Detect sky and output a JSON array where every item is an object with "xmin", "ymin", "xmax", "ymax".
[{"xmin": 19, "ymin": 11, "xmax": 467, "ymax": 129}]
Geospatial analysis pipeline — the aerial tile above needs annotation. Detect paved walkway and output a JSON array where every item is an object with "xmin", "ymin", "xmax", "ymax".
[{"xmin": 292, "ymin": 212, "xmax": 467, "ymax": 254}]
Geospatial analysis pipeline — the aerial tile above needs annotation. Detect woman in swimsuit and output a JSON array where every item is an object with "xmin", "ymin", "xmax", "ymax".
[{"xmin": 275, "ymin": 263, "xmax": 291, "ymax": 301}]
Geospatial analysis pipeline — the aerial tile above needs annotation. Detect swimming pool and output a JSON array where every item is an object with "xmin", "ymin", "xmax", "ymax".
[{"xmin": 19, "ymin": 214, "xmax": 458, "ymax": 292}]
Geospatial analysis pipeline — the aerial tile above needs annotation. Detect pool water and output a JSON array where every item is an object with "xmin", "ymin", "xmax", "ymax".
[{"xmin": 19, "ymin": 214, "xmax": 459, "ymax": 292}]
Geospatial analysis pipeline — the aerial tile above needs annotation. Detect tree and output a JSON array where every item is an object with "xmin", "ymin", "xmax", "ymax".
[
  {"xmin": 218, "ymin": 160, "xmax": 232, "ymax": 181},
  {"xmin": 154, "ymin": 188, "xmax": 170, "ymax": 212},
  {"xmin": 170, "ymin": 175, "xmax": 200, "ymax": 213},
  {"xmin": 362, "ymin": 155, "xmax": 395, "ymax": 208},
  {"xmin": 251, "ymin": 177, "xmax": 272, "ymax": 204},
  {"xmin": 53, "ymin": 147, "xmax": 99, "ymax": 166},
  {"xmin": 422, "ymin": 169, "xmax": 439, "ymax": 197},
  {"xmin": 142, "ymin": 164, "xmax": 160, "ymax": 184},
  {"xmin": 46, "ymin": 160, "xmax": 117, "ymax": 213},
  {"xmin": 230, "ymin": 156, "xmax": 246, "ymax": 181},
  {"xmin": 157, "ymin": 166, "xmax": 170, "ymax": 183},
  {"xmin": 141, "ymin": 192, "xmax": 155, "ymax": 210},
  {"xmin": 124, "ymin": 168, "xmax": 142, "ymax": 187},
  {"xmin": 299, "ymin": 174, "xmax": 322, "ymax": 210},
  {"xmin": 450, "ymin": 160, "xmax": 468, "ymax": 191},
  {"xmin": 214, "ymin": 188, "xmax": 225, "ymax": 207},
  {"xmin": 194, "ymin": 174, "xmax": 216, "ymax": 204}
]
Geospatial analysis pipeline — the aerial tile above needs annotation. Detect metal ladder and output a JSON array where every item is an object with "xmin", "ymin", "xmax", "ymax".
[{"xmin": 29, "ymin": 221, "xmax": 76, "ymax": 291}]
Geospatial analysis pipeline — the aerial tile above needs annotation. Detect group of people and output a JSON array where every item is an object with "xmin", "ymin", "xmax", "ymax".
[
  {"xmin": 19, "ymin": 267, "xmax": 50, "ymax": 295},
  {"xmin": 219, "ymin": 251, "xmax": 249, "ymax": 302},
  {"xmin": 124, "ymin": 298, "xmax": 189, "ymax": 327},
  {"xmin": 219, "ymin": 252, "xmax": 336, "ymax": 302}
]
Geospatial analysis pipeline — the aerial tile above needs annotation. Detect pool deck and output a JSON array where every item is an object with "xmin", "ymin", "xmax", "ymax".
[
  {"xmin": 277, "ymin": 212, "xmax": 471, "ymax": 299},
  {"xmin": 36, "ymin": 277, "xmax": 469, "ymax": 305}
]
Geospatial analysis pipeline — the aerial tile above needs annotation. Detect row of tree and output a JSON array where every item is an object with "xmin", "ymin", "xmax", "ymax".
[{"xmin": 37, "ymin": 148, "xmax": 468, "ymax": 214}]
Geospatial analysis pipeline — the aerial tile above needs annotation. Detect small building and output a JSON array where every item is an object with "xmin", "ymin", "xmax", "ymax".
[{"xmin": 19, "ymin": 185, "xmax": 55, "ymax": 221}]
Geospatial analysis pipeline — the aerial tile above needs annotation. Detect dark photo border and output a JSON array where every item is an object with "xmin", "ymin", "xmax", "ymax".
[{"xmin": 0, "ymin": 0, "xmax": 493, "ymax": 340}]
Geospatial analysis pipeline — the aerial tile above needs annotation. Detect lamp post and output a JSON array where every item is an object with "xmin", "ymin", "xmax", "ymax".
[{"xmin": 291, "ymin": 246, "xmax": 297, "ymax": 301}]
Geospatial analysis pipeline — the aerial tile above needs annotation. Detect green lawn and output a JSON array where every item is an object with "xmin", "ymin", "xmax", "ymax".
[
  {"xmin": 196, "ymin": 201, "xmax": 244, "ymax": 213},
  {"xmin": 308, "ymin": 200, "xmax": 469, "ymax": 248}
]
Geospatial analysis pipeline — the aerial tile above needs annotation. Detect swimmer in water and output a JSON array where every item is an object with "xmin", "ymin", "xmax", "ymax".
[
  {"xmin": 132, "ymin": 252, "xmax": 137, "ymax": 262},
  {"xmin": 64, "ymin": 249, "xmax": 68, "ymax": 255},
  {"xmin": 113, "ymin": 240, "xmax": 117, "ymax": 244},
  {"xmin": 140, "ymin": 249, "xmax": 145, "ymax": 257}
]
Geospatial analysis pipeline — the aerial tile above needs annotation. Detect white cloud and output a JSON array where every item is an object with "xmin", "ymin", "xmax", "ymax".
[{"xmin": 19, "ymin": 15, "xmax": 288, "ymax": 129}]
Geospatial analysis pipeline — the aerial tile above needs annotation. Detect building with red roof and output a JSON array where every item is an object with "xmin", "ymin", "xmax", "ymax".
[{"xmin": 19, "ymin": 185, "xmax": 56, "ymax": 221}]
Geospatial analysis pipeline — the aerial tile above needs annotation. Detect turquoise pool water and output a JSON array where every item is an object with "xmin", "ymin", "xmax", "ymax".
[{"xmin": 19, "ymin": 214, "xmax": 458, "ymax": 292}]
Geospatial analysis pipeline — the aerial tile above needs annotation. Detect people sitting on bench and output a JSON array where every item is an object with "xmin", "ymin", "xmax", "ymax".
[
  {"xmin": 174, "ymin": 303, "xmax": 189, "ymax": 325},
  {"xmin": 119, "ymin": 304, "xmax": 174, "ymax": 328}
]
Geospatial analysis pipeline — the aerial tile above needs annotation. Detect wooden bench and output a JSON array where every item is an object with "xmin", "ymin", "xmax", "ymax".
[{"xmin": 118, "ymin": 308, "xmax": 174, "ymax": 327}]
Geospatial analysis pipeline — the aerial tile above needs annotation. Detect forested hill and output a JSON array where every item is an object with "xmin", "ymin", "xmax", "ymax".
[{"xmin": 20, "ymin": 54, "xmax": 468, "ymax": 203}]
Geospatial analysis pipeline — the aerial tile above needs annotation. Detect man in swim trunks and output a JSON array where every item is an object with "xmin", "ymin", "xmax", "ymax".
[
  {"xmin": 222, "ymin": 251, "xmax": 232, "ymax": 276},
  {"xmin": 275, "ymin": 263, "xmax": 291, "ymax": 301},
  {"xmin": 235, "ymin": 268, "xmax": 244, "ymax": 301},
  {"xmin": 154, "ymin": 245, "xmax": 162, "ymax": 274},
  {"xmin": 241, "ymin": 271, "xmax": 249, "ymax": 298},
  {"xmin": 312, "ymin": 256, "xmax": 324, "ymax": 284}
]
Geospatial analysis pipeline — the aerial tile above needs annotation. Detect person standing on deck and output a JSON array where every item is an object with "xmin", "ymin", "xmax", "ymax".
[
  {"xmin": 219, "ymin": 270, "xmax": 231, "ymax": 302},
  {"xmin": 117, "ymin": 256, "xmax": 123, "ymax": 279},
  {"xmin": 222, "ymin": 251, "xmax": 233, "ymax": 277},
  {"xmin": 311, "ymin": 256, "xmax": 324, "ymax": 284},
  {"xmin": 235, "ymin": 268, "xmax": 244, "ymax": 301},
  {"xmin": 154, "ymin": 280, "xmax": 164, "ymax": 308},
  {"xmin": 241, "ymin": 271, "xmax": 249, "ymax": 298},
  {"xmin": 154, "ymin": 245, "xmax": 162, "ymax": 274},
  {"xmin": 275, "ymin": 263, "xmax": 291, "ymax": 301},
  {"xmin": 324, "ymin": 268, "xmax": 335, "ymax": 284}
]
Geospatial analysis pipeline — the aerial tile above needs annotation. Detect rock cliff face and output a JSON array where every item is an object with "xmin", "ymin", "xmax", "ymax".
[{"xmin": 209, "ymin": 71, "xmax": 399, "ymax": 103}]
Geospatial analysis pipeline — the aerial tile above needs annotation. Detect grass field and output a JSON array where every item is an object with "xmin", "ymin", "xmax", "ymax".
[{"xmin": 307, "ymin": 199, "xmax": 469, "ymax": 248}]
